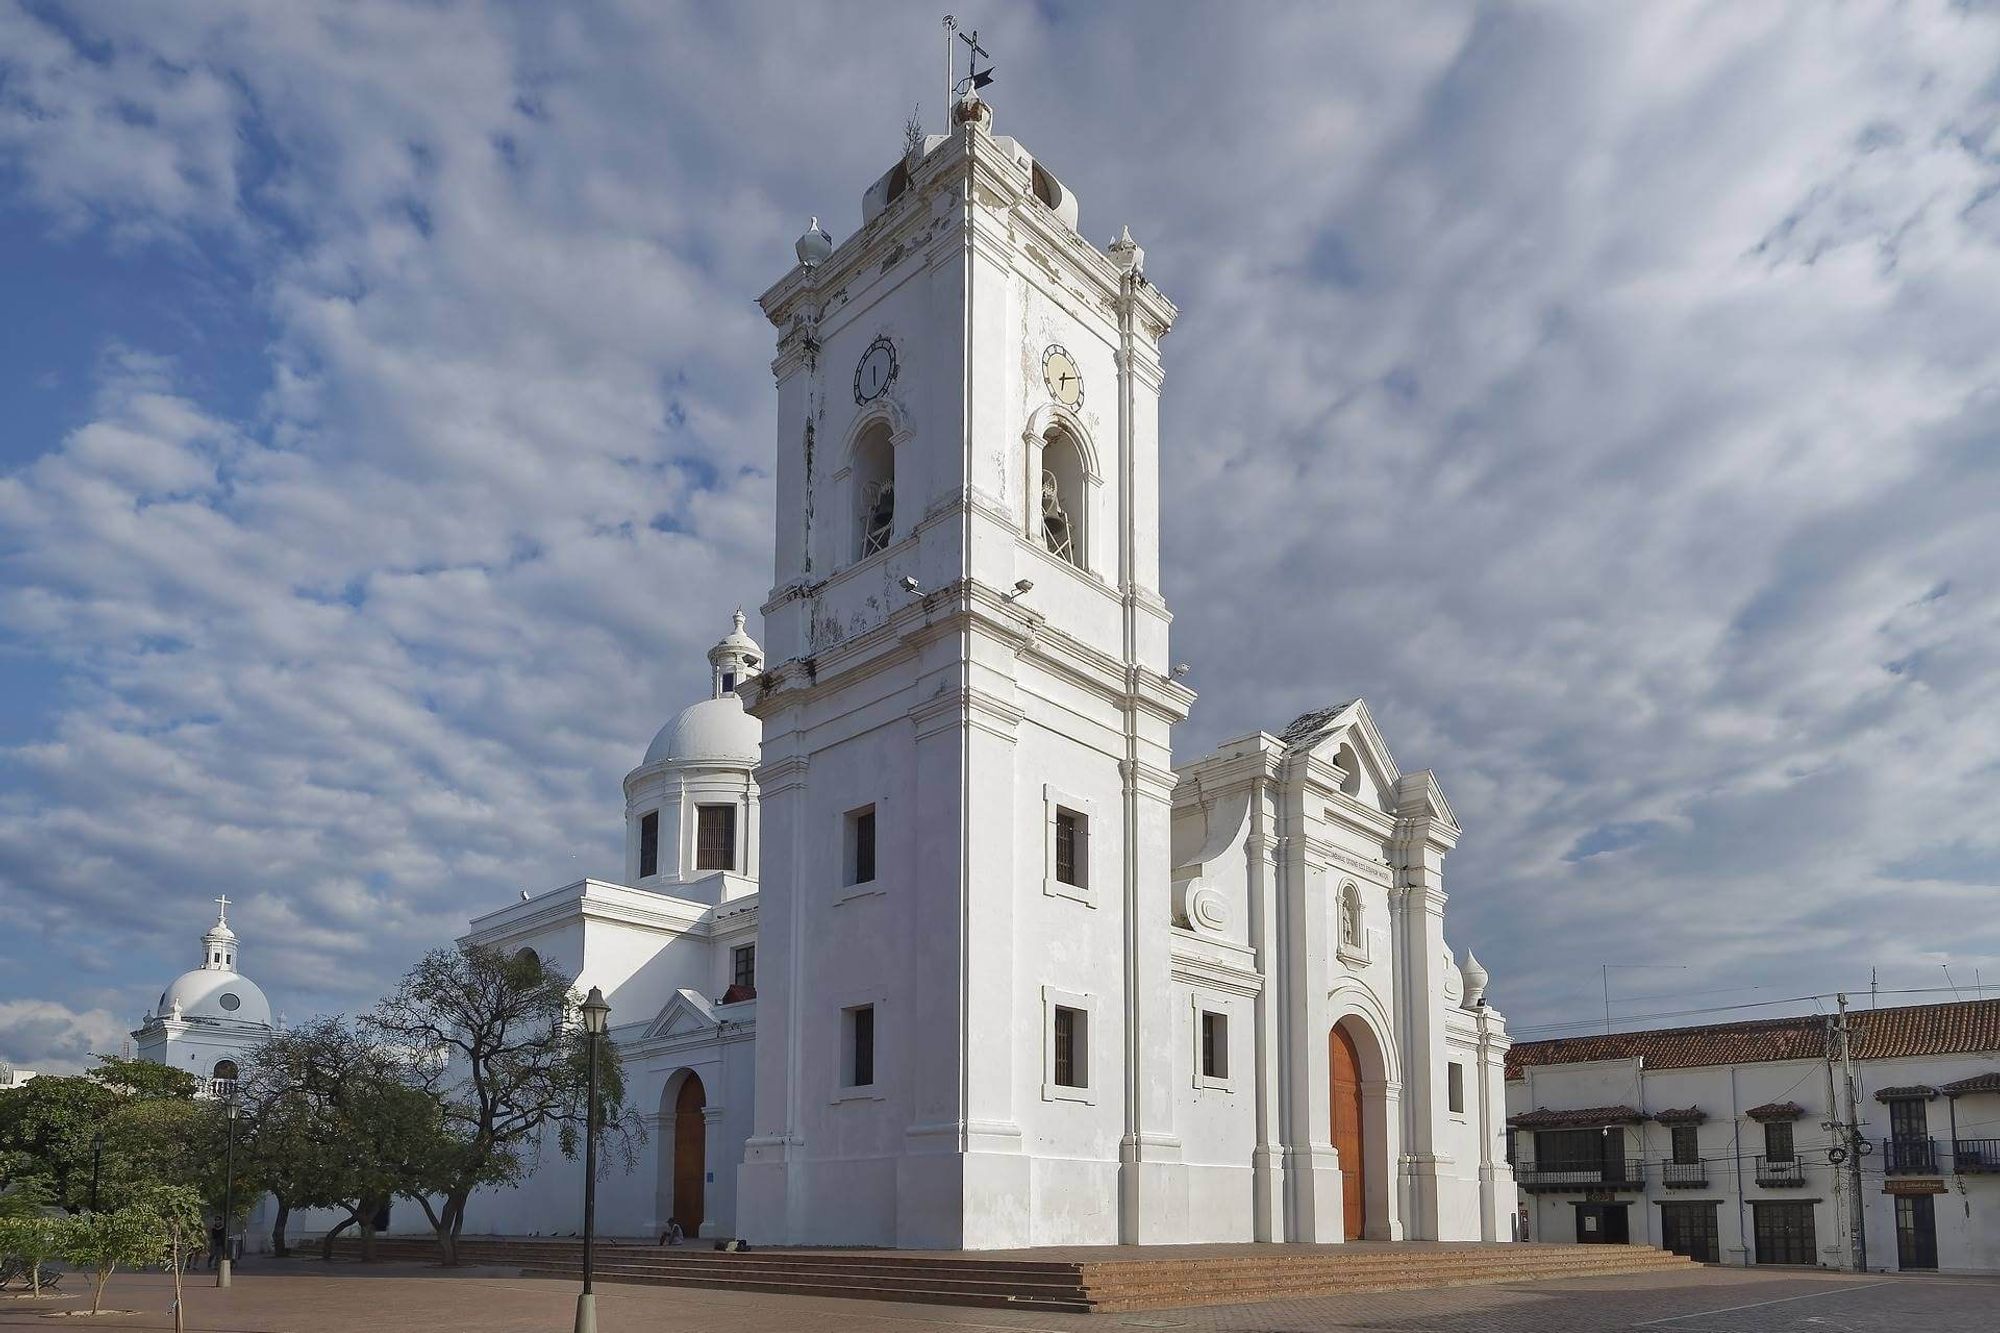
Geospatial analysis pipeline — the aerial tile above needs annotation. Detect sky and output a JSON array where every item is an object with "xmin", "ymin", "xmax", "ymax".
[{"xmin": 2, "ymin": 0, "xmax": 1999, "ymax": 1074}]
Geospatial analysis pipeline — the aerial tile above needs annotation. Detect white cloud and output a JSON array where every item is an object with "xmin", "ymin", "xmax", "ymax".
[
  {"xmin": 0, "ymin": 999, "xmax": 130, "ymax": 1074},
  {"xmin": 0, "ymin": 0, "xmax": 1997, "ymax": 1063}
]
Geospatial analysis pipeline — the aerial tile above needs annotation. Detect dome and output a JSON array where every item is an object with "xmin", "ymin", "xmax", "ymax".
[
  {"xmin": 157, "ymin": 967, "xmax": 272, "ymax": 1028},
  {"xmin": 643, "ymin": 693, "xmax": 761, "ymax": 767}
]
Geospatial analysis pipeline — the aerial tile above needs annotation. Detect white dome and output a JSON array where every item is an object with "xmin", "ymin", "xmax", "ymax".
[
  {"xmin": 157, "ymin": 968, "xmax": 272, "ymax": 1028},
  {"xmin": 643, "ymin": 693, "xmax": 761, "ymax": 767}
]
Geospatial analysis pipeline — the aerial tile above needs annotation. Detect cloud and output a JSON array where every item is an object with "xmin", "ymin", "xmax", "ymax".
[
  {"xmin": 0, "ymin": 999, "xmax": 130, "ymax": 1074},
  {"xmin": 0, "ymin": 0, "xmax": 1998, "ymax": 1065}
]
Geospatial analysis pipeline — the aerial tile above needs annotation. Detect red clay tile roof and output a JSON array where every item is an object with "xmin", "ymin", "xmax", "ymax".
[
  {"xmin": 1651, "ymin": 1106, "xmax": 1706, "ymax": 1124},
  {"xmin": 1943, "ymin": 1072, "xmax": 2000, "ymax": 1097},
  {"xmin": 1746, "ymin": 1101, "xmax": 1807, "ymax": 1121},
  {"xmin": 1508, "ymin": 1105, "xmax": 1643, "ymax": 1128},
  {"xmin": 1873, "ymin": 1085, "xmax": 1939, "ymax": 1101},
  {"xmin": 1507, "ymin": 999, "xmax": 2000, "ymax": 1079}
]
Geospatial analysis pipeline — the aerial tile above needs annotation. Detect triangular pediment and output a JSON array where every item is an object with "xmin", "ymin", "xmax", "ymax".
[
  {"xmin": 644, "ymin": 987, "xmax": 719, "ymax": 1041},
  {"xmin": 1279, "ymin": 699, "xmax": 1402, "ymax": 810}
]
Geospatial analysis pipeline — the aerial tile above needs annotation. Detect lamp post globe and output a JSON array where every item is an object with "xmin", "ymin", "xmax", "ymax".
[{"xmin": 574, "ymin": 986, "xmax": 610, "ymax": 1333}]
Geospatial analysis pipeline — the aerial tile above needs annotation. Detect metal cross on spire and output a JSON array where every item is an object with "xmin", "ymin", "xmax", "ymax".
[{"xmin": 943, "ymin": 14, "xmax": 994, "ymax": 108}]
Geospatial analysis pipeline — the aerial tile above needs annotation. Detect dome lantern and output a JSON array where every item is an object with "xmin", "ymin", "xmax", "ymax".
[{"xmin": 708, "ymin": 608, "xmax": 763, "ymax": 699}]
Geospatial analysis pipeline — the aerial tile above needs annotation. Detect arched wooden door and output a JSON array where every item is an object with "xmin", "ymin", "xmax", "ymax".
[
  {"xmin": 1329, "ymin": 1023, "xmax": 1367, "ymax": 1240},
  {"xmin": 671, "ymin": 1074, "xmax": 706, "ymax": 1235}
]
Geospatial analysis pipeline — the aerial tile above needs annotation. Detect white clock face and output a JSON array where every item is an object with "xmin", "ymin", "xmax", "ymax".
[
  {"xmin": 855, "ymin": 337, "xmax": 897, "ymax": 404},
  {"xmin": 1042, "ymin": 345, "xmax": 1082, "ymax": 408}
]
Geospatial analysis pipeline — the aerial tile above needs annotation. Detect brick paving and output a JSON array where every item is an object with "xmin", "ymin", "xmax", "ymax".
[{"xmin": 2, "ymin": 1260, "xmax": 1996, "ymax": 1332}]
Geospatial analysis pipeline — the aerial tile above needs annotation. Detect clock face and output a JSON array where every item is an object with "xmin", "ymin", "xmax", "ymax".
[
  {"xmin": 1042, "ymin": 344, "xmax": 1082, "ymax": 409},
  {"xmin": 854, "ymin": 336, "xmax": 897, "ymax": 404}
]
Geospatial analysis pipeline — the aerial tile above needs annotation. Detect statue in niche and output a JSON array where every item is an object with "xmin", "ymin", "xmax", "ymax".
[
  {"xmin": 1041, "ymin": 470, "xmax": 1076, "ymax": 564},
  {"xmin": 861, "ymin": 479, "xmax": 894, "ymax": 556}
]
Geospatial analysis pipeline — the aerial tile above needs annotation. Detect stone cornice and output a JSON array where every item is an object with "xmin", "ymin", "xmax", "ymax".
[{"xmin": 1169, "ymin": 930, "xmax": 1264, "ymax": 997}]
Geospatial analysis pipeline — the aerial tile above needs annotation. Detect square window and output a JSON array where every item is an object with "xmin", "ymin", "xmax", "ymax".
[
  {"xmin": 846, "ymin": 805, "xmax": 877, "ymax": 887},
  {"xmin": 1054, "ymin": 808, "xmax": 1086, "ymax": 888},
  {"xmin": 1053, "ymin": 1006, "xmax": 1086, "ymax": 1089},
  {"xmin": 1201, "ymin": 1010, "xmax": 1228, "ymax": 1080},
  {"xmin": 731, "ymin": 943, "xmax": 755, "ymax": 991},
  {"xmin": 844, "ymin": 1004, "xmax": 875, "ymax": 1089},
  {"xmin": 696, "ymin": 804, "xmax": 737, "ymax": 871},
  {"xmin": 1448, "ymin": 1061, "xmax": 1466, "ymax": 1114},
  {"xmin": 638, "ymin": 809, "xmax": 660, "ymax": 879}
]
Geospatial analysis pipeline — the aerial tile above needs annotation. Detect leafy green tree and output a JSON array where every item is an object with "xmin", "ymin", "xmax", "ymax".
[
  {"xmin": 366, "ymin": 945, "xmax": 638, "ymax": 1265},
  {"xmin": 61, "ymin": 1206, "xmax": 158, "ymax": 1315},
  {"xmin": 237, "ymin": 1017, "xmax": 452, "ymax": 1260},
  {"xmin": 132, "ymin": 1185, "xmax": 204, "ymax": 1333},
  {"xmin": 90, "ymin": 1058, "xmax": 199, "ymax": 1102},
  {"xmin": 0, "ymin": 1074, "xmax": 118, "ymax": 1211},
  {"xmin": 0, "ymin": 1056, "xmax": 200, "ymax": 1212},
  {"xmin": 0, "ymin": 1208, "xmax": 65, "ymax": 1296}
]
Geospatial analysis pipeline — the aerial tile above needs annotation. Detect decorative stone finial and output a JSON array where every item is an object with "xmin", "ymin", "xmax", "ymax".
[
  {"xmin": 795, "ymin": 216, "xmax": 833, "ymax": 269},
  {"xmin": 1459, "ymin": 950, "xmax": 1490, "ymax": 1009},
  {"xmin": 1107, "ymin": 224, "xmax": 1144, "ymax": 275}
]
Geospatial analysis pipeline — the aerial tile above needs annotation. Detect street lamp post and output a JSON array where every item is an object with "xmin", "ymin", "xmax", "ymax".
[
  {"xmin": 89, "ymin": 1131, "xmax": 104, "ymax": 1212},
  {"xmin": 575, "ymin": 986, "xmax": 610, "ymax": 1333},
  {"xmin": 217, "ymin": 1098, "xmax": 239, "ymax": 1289}
]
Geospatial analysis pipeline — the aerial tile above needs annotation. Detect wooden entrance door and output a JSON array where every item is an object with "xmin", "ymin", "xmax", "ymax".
[
  {"xmin": 671, "ymin": 1074, "xmax": 706, "ymax": 1235},
  {"xmin": 1329, "ymin": 1023, "xmax": 1366, "ymax": 1240}
]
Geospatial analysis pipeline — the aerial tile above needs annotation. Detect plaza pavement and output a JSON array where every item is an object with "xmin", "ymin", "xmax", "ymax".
[{"xmin": 2, "ymin": 1259, "xmax": 1996, "ymax": 1331}]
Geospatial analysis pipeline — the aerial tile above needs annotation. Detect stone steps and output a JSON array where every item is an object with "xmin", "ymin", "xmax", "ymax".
[{"xmin": 328, "ymin": 1237, "xmax": 1695, "ymax": 1312}]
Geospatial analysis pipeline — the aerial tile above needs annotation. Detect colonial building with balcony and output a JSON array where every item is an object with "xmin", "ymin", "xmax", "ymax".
[{"xmin": 1507, "ymin": 998, "xmax": 2000, "ymax": 1273}]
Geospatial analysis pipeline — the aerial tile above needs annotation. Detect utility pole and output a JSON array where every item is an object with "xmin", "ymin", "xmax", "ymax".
[{"xmin": 1836, "ymin": 993, "xmax": 1867, "ymax": 1272}]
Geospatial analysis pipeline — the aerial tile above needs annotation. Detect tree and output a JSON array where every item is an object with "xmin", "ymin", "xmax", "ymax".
[
  {"xmin": 0, "ymin": 1074, "xmax": 119, "ymax": 1211},
  {"xmin": 0, "ymin": 1205, "xmax": 65, "ymax": 1297},
  {"xmin": 237, "ymin": 1017, "xmax": 453, "ymax": 1260},
  {"xmin": 0, "ymin": 1056, "xmax": 199, "ymax": 1212},
  {"xmin": 132, "ymin": 1185, "xmax": 204, "ymax": 1333},
  {"xmin": 366, "ymin": 945, "xmax": 638, "ymax": 1265},
  {"xmin": 90, "ymin": 1058, "xmax": 200, "ymax": 1102},
  {"xmin": 61, "ymin": 1206, "xmax": 157, "ymax": 1316}
]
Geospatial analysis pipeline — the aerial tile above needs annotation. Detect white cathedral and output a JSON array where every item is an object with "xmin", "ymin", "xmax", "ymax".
[{"xmin": 144, "ymin": 95, "xmax": 1515, "ymax": 1251}]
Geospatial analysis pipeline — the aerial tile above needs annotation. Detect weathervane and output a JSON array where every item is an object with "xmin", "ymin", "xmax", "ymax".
[{"xmin": 943, "ymin": 14, "xmax": 994, "ymax": 111}]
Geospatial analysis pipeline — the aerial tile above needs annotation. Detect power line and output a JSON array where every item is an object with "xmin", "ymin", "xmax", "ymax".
[{"xmin": 1509, "ymin": 985, "xmax": 1979, "ymax": 1039}]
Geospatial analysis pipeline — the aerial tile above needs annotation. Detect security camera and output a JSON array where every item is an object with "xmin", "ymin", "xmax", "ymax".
[{"xmin": 899, "ymin": 575, "xmax": 921, "ymax": 593}]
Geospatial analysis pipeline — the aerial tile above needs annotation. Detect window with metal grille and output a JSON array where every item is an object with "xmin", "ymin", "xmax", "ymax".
[
  {"xmin": 639, "ymin": 810, "xmax": 660, "ymax": 878},
  {"xmin": 731, "ymin": 944, "xmax": 755, "ymax": 991},
  {"xmin": 1672, "ymin": 1124, "xmax": 1700, "ymax": 1165},
  {"xmin": 1053, "ymin": 1006, "xmax": 1086, "ymax": 1089},
  {"xmin": 847, "ymin": 1005, "xmax": 875, "ymax": 1088},
  {"xmin": 1054, "ymin": 808, "xmax": 1085, "ymax": 888},
  {"xmin": 848, "ymin": 806, "xmax": 876, "ymax": 885},
  {"xmin": 1751, "ymin": 1201, "xmax": 1816, "ymax": 1265},
  {"xmin": 1201, "ymin": 1011, "xmax": 1228, "ymax": 1080},
  {"xmin": 1763, "ymin": 1120, "xmax": 1794, "ymax": 1163},
  {"xmin": 1448, "ymin": 1062, "xmax": 1466, "ymax": 1114},
  {"xmin": 696, "ymin": 804, "xmax": 736, "ymax": 871}
]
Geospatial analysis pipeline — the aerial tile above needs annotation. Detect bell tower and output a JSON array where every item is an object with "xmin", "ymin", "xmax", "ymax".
[{"xmin": 739, "ymin": 91, "xmax": 1193, "ymax": 1248}]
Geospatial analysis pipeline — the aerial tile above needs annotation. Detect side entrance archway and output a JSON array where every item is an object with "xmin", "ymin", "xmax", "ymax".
[
  {"xmin": 659, "ymin": 1071, "xmax": 707, "ymax": 1237},
  {"xmin": 1329, "ymin": 1022, "xmax": 1367, "ymax": 1240}
]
